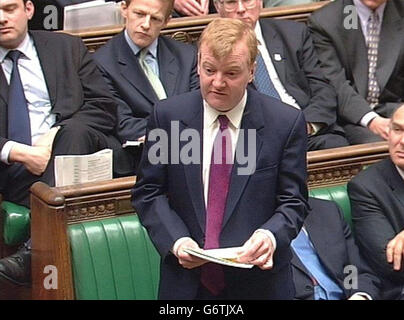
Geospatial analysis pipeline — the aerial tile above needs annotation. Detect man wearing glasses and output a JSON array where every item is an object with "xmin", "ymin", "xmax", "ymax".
[
  {"xmin": 93, "ymin": 0, "xmax": 199, "ymax": 174},
  {"xmin": 214, "ymin": 0, "xmax": 349, "ymax": 151}
]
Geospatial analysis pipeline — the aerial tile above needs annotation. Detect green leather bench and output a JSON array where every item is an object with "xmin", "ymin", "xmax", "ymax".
[
  {"xmin": 68, "ymin": 214, "xmax": 160, "ymax": 300},
  {"xmin": 309, "ymin": 184, "xmax": 352, "ymax": 228},
  {"xmin": 0, "ymin": 201, "xmax": 30, "ymax": 246},
  {"xmin": 65, "ymin": 183, "xmax": 351, "ymax": 300}
]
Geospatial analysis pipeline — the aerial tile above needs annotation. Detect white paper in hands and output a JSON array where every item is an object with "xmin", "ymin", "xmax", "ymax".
[{"xmin": 184, "ymin": 247, "xmax": 254, "ymax": 269}]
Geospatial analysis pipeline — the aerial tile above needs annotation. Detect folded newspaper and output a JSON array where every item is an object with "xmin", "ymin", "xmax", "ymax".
[
  {"xmin": 54, "ymin": 148, "xmax": 113, "ymax": 187},
  {"xmin": 184, "ymin": 247, "xmax": 254, "ymax": 269}
]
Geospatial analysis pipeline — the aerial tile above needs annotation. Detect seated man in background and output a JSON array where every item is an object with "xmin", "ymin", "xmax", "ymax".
[
  {"xmin": 348, "ymin": 105, "xmax": 404, "ymax": 300},
  {"xmin": 309, "ymin": 0, "xmax": 404, "ymax": 144},
  {"xmin": 0, "ymin": 0, "xmax": 119, "ymax": 286},
  {"xmin": 214, "ymin": 0, "xmax": 349, "ymax": 151},
  {"xmin": 292, "ymin": 197, "xmax": 380, "ymax": 300},
  {"xmin": 93, "ymin": 0, "xmax": 199, "ymax": 173}
]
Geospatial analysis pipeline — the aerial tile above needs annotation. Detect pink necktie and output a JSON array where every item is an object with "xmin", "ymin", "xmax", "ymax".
[{"xmin": 201, "ymin": 115, "xmax": 233, "ymax": 295}]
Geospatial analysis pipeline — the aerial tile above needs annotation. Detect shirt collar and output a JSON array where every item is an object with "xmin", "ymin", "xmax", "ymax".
[
  {"xmin": 124, "ymin": 29, "xmax": 158, "ymax": 58},
  {"xmin": 203, "ymin": 90, "xmax": 247, "ymax": 130},
  {"xmin": 0, "ymin": 33, "xmax": 33, "ymax": 63},
  {"xmin": 353, "ymin": 0, "xmax": 386, "ymax": 23},
  {"xmin": 254, "ymin": 21, "xmax": 265, "ymax": 50}
]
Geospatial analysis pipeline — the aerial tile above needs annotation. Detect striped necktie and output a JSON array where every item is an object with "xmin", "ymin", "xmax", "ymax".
[
  {"xmin": 366, "ymin": 11, "xmax": 380, "ymax": 106},
  {"xmin": 138, "ymin": 49, "xmax": 167, "ymax": 100}
]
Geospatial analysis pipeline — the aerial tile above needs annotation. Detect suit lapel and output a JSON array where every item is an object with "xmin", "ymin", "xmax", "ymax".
[
  {"xmin": 339, "ymin": 15, "xmax": 368, "ymax": 97},
  {"xmin": 30, "ymin": 31, "xmax": 57, "ymax": 107},
  {"xmin": 181, "ymin": 93, "xmax": 206, "ymax": 233},
  {"xmin": 386, "ymin": 160, "xmax": 404, "ymax": 211},
  {"xmin": 260, "ymin": 20, "xmax": 286, "ymax": 85},
  {"xmin": 0, "ymin": 66, "xmax": 7, "ymax": 138},
  {"xmin": 221, "ymin": 89, "xmax": 264, "ymax": 230},
  {"xmin": 118, "ymin": 33, "xmax": 158, "ymax": 104},
  {"xmin": 377, "ymin": 1, "xmax": 404, "ymax": 92},
  {"xmin": 158, "ymin": 38, "xmax": 179, "ymax": 98}
]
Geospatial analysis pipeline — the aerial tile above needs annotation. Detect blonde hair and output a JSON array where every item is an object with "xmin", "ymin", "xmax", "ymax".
[{"xmin": 198, "ymin": 18, "xmax": 258, "ymax": 67}]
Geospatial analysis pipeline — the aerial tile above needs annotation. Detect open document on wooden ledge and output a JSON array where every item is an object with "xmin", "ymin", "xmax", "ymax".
[
  {"xmin": 184, "ymin": 247, "xmax": 254, "ymax": 269},
  {"xmin": 54, "ymin": 148, "xmax": 113, "ymax": 187}
]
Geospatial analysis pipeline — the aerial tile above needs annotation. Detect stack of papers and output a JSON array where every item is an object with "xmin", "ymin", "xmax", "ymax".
[{"xmin": 184, "ymin": 247, "xmax": 254, "ymax": 269}]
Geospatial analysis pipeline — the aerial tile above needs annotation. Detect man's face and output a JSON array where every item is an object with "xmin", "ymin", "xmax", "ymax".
[
  {"xmin": 0, "ymin": 0, "xmax": 34, "ymax": 49},
  {"xmin": 215, "ymin": 0, "xmax": 262, "ymax": 29},
  {"xmin": 198, "ymin": 40, "xmax": 255, "ymax": 112},
  {"xmin": 360, "ymin": 0, "xmax": 388, "ymax": 10},
  {"xmin": 121, "ymin": 0, "xmax": 169, "ymax": 48},
  {"xmin": 389, "ymin": 106, "xmax": 404, "ymax": 170}
]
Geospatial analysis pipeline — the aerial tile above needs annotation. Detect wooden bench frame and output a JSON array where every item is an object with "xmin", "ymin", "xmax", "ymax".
[
  {"xmin": 64, "ymin": 2, "xmax": 330, "ymax": 51},
  {"xmin": 28, "ymin": 141, "xmax": 389, "ymax": 300}
]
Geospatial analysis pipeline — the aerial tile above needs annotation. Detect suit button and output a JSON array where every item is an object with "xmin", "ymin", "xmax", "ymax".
[{"xmin": 305, "ymin": 285, "xmax": 312, "ymax": 291}]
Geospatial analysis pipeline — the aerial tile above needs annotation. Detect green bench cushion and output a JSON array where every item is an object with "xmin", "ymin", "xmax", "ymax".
[
  {"xmin": 68, "ymin": 214, "xmax": 160, "ymax": 300},
  {"xmin": 309, "ymin": 184, "xmax": 352, "ymax": 228},
  {"xmin": 1, "ymin": 201, "xmax": 30, "ymax": 246}
]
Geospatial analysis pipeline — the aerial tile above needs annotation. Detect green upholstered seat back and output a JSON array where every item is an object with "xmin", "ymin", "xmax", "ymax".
[
  {"xmin": 309, "ymin": 184, "xmax": 352, "ymax": 228},
  {"xmin": 1, "ymin": 201, "xmax": 30, "ymax": 246},
  {"xmin": 68, "ymin": 214, "xmax": 160, "ymax": 300}
]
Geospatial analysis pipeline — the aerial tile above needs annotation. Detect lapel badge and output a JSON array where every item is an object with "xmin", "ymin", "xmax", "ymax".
[{"xmin": 274, "ymin": 53, "xmax": 282, "ymax": 62}]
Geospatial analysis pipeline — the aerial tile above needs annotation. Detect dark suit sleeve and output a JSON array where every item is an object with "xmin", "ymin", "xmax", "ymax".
[
  {"xmin": 348, "ymin": 178, "xmax": 404, "ymax": 282},
  {"xmin": 57, "ymin": 37, "xmax": 117, "ymax": 135},
  {"xmin": 296, "ymin": 24, "xmax": 338, "ymax": 128},
  {"xmin": 132, "ymin": 104, "xmax": 191, "ymax": 260},
  {"xmin": 261, "ymin": 111, "xmax": 308, "ymax": 251},
  {"xmin": 308, "ymin": 15, "xmax": 373, "ymax": 125}
]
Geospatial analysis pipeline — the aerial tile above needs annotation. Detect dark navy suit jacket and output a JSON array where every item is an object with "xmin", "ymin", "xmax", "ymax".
[
  {"xmin": 93, "ymin": 31, "xmax": 199, "ymax": 144},
  {"xmin": 132, "ymin": 88, "xmax": 308, "ymax": 299}
]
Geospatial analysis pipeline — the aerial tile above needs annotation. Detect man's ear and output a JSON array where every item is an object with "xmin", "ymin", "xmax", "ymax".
[
  {"xmin": 25, "ymin": 1, "xmax": 35, "ymax": 20},
  {"xmin": 249, "ymin": 61, "xmax": 256, "ymax": 83},
  {"xmin": 121, "ymin": 1, "xmax": 128, "ymax": 20}
]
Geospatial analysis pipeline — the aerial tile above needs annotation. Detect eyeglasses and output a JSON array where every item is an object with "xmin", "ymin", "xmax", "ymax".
[{"xmin": 217, "ymin": 0, "xmax": 258, "ymax": 12}]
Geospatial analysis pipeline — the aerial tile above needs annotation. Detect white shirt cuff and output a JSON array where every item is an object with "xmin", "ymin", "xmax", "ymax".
[
  {"xmin": 309, "ymin": 122, "xmax": 323, "ymax": 136},
  {"xmin": 351, "ymin": 292, "xmax": 372, "ymax": 300},
  {"xmin": 360, "ymin": 112, "xmax": 379, "ymax": 127},
  {"xmin": 172, "ymin": 237, "xmax": 193, "ymax": 256},
  {"xmin": 255, "ymin": 229, "xmax": 277, "ymax": 252},
  {"xmin": 0, "ymin": 141, "xmax": 16, "ymax": 164}
]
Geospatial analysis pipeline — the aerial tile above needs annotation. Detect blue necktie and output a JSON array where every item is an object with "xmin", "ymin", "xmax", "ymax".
[
  {"xmin": 254, "ymin": 53, "xmax": 280, "ymax": 99},
  {"xmin": 7, "ymin": 50, "xmax": 31, "ymax": 145},
  {"xmin": 292, "ymin": 228, "xmax": 344, "ymax": 300}
]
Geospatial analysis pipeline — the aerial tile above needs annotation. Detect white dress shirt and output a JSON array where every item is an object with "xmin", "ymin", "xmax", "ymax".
[{"xmin": 0, "ymin": 33, "xmax": 55, "ymax": 164}]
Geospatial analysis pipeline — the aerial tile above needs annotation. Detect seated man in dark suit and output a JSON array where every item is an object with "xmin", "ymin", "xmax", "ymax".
[
  {"xmin": 0, "ymin": 0, "xmax": 119, "ymax": 286},
  {"xmin": 348, "ymin": 105, "xmax": 404, "ymax": 300},
  {"xmin": 309, "ymin": 0, "xmax": 404, "ymax": 145},
  {"xmin": 214, "ymin": 0, "xmax": 349, "ymax": 151},
  {"xmin": 292, "ymin": 197, "xmax": 380, "ymax": 300},
  {"xmin": 93, "ymin": 0, "xmax": 199, "ymax": 173}
]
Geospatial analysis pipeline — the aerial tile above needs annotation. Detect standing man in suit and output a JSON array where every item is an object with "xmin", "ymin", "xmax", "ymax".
[
  {"xmin": 132, "ymin": 18, "xmax": 308, "ymax": 299},
  {"xmin": 348, "ymin": 105, "xmax": 404, "ymax": 300},
  {"xmin": 93, "ymin": 0, "xmax": 199, "ymax": 173},
  {"xmin": 309, "ymin": 0, "xmax": 404, "ymax": 145},
  {"xmin": 292, "ymin": 197, "xmax": 380, "ymax": 300},
  {"xmin": 214, "ymin": 0, "xmax": 349, "ymax": 151},
  {"xmin": 0, "ymin": 0, "xmax": 117, "ymax": 286}
]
